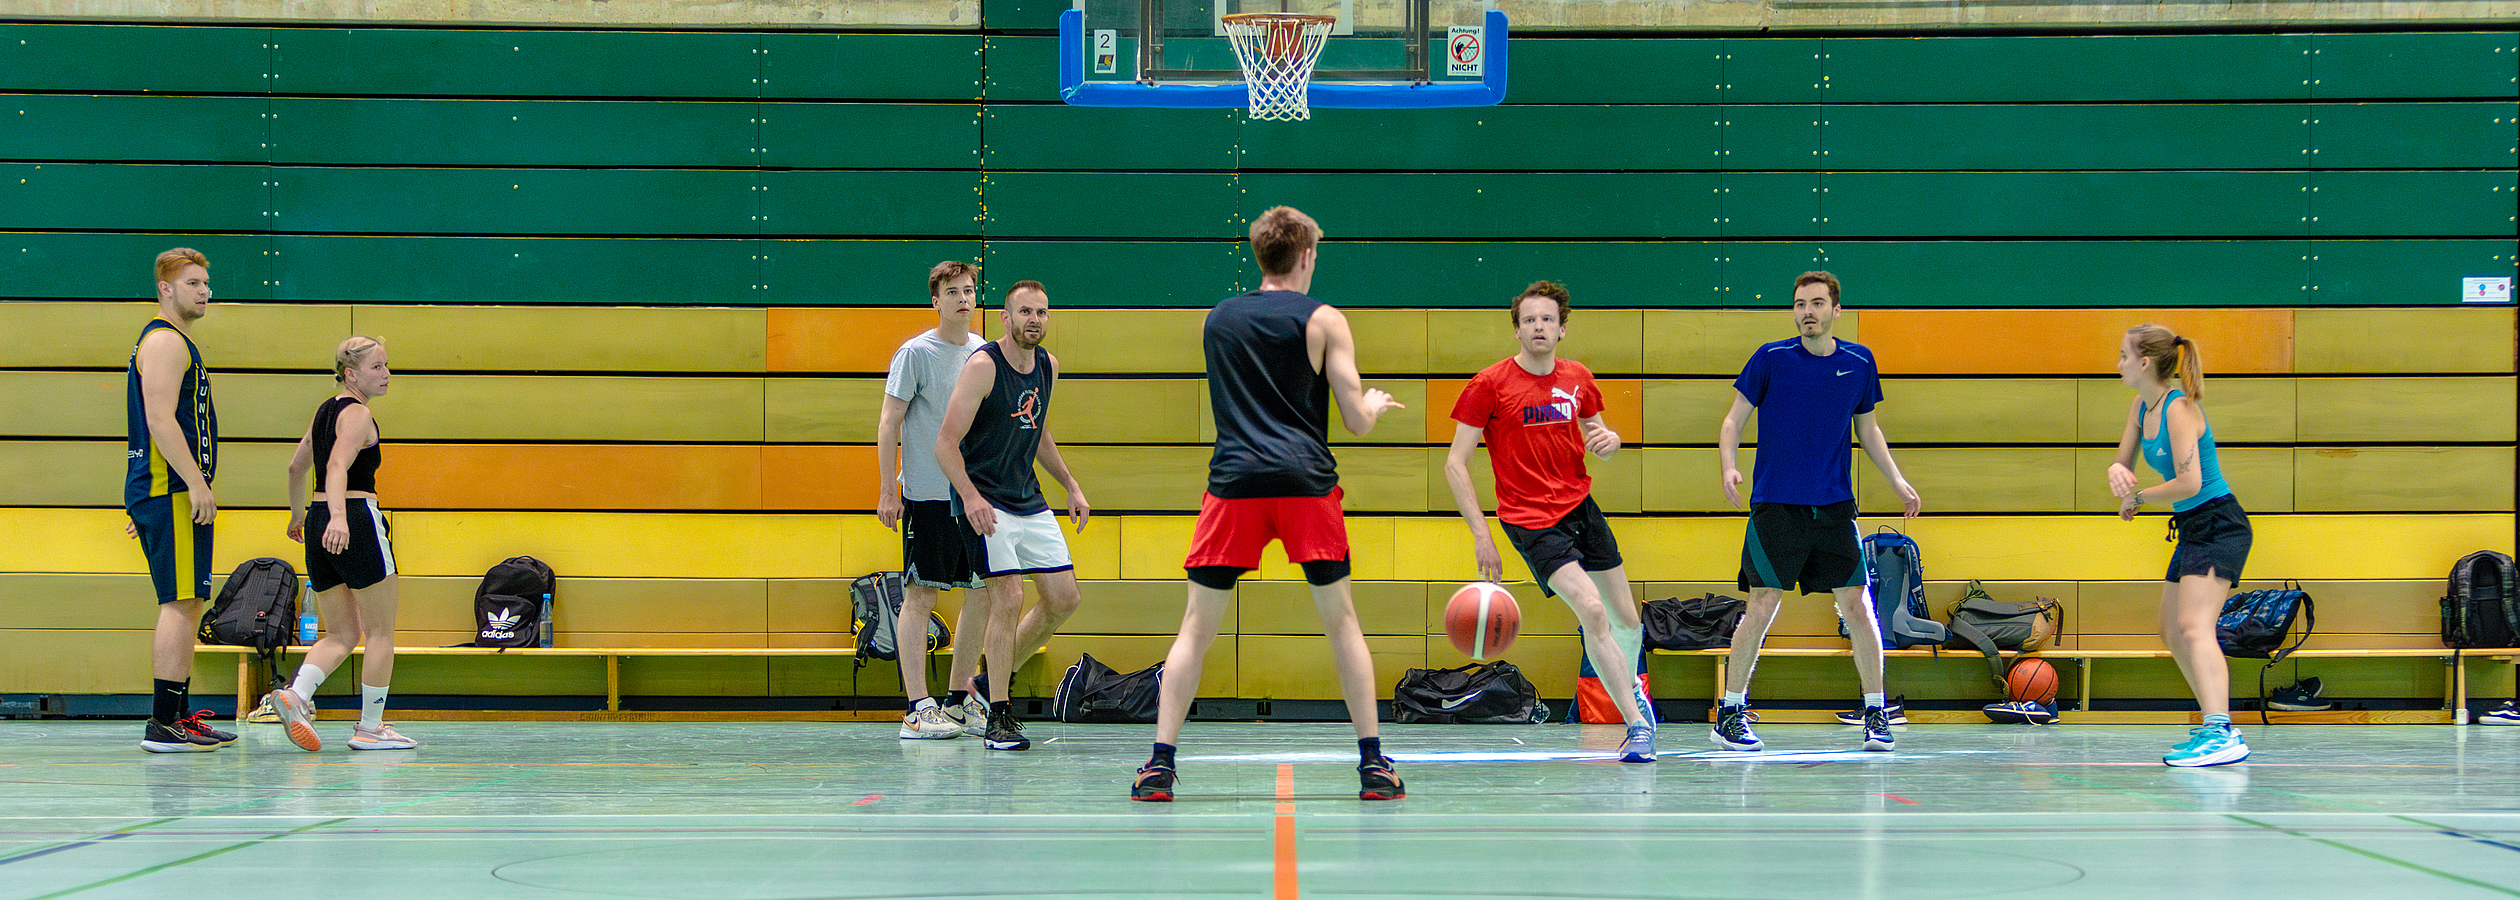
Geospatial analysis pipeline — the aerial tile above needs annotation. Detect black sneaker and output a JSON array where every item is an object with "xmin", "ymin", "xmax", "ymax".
[
  {"xmin": 1358, "ymin": 756, "xmax": 1405, "ymax": 801},
  {"xmin": 176, "ymin": 710, "xmax": 236, "ymax": 746},
  {"xmin": 1862, "ymin": 707, "xmax": 1895, "ymax": 751},
  {"xmin": 983, "ymin": 706, "xmax": 1030, "ymax": 751},
  {"xmin": 1130, "ymin": 761, "xmax": 1176, "ymax": 802},
  {"xmin": 2267, "ymin": 677, "xmax": 2332, "ymax": 712},
  {"xmin": 1836, "ymin": 695, "xmax": 1907, "ymax": 725},
  {"xmin": 141, "ymin": 718, "xmax": 221, "ymax": 753},
  {"xmin": 1983, "ymin": 700, "xmax": 2060, "ymax": 725},
  {"xmin": 1711, "ymin": 704, "xmax": 1763, "ymax": 751}
]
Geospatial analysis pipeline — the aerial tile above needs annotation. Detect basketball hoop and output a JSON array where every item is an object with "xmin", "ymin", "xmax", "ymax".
[{"xmin": 1219, "ymin": 12, "xmax": 1336, "ymax": 121}]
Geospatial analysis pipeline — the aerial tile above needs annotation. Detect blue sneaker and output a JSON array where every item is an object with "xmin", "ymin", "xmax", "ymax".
[
  {"xmin": 2163, "ymin": 724, "xmax": 2248, "ymax": 767},
  {"xmin": 1619, "ymin": 725, "xmax": 1656, "ymax": 763}
]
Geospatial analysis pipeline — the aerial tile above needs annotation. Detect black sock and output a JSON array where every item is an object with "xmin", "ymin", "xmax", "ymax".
[
  {"xmin": 946, "ymin": 690, "xmax": 969, "ymax": 707},
  {"xmin": 152, "ymin": 679, "xmax": 187, "ymax": 725},
  {"xmin": 1150, "ymin": 742, "xmax": 1177, "ymax": 768},
  {"xmin": 1359, "ymin": 737, "xmax": 1382, "ymax": 766},
  {"xmin": 990, "ymin": 700, "xmax": 1013, "ymax": 716}
]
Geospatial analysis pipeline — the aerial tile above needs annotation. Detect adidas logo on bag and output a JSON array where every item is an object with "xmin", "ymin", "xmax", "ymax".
[{"xmin": 482, "ymin": 608, "xmax": 521, "ymax": 640}]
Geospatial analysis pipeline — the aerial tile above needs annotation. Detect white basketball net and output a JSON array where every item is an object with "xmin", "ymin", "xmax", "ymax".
[{"xmin": 1220, "ymin": 13, "xmax": 1336, "ymax": 121}]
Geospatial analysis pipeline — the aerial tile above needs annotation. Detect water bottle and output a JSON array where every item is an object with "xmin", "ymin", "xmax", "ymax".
[
  {"xmin": 537, "ymin": 592, "xmax": 554, "ymax": 648},
  {"xmin": 298, "ymin": 581, "xmax": 318, "ymax": 642}
]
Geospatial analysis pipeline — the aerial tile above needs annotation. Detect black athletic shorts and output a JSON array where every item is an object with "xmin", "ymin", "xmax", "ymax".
[
  {"xmin": 1739, "ymin": 499, "xmax": 1864, "ymax": 595},
  {"xmin": 902, "ymin": 498, "xmax": 985, "ymax": 591},
  {"xmin": 304, "ymin": 499, "xmax": 396, "ymax": 593},
  {"xmin": 2166, "ymin": 494, "xmax": 2251, "ymax": 584},
  {"xmin": 1501, "ymin": 496, "xmax": 1623, "ymax": 597}
]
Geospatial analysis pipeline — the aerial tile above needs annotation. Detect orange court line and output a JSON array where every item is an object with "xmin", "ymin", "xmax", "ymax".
[{"xmin": 1274, "ymin": 762, "xmax": 1298, "ymax": 900}]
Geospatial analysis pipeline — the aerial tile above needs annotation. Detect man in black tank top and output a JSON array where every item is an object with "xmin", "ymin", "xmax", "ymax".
[
  {"xmin": 1132, "ymin": 207, "xmax": 1408, "ymax": 803},
  {"xmin": 935, "ymin": 281, "xmax": 1090, "ymax": 752}
]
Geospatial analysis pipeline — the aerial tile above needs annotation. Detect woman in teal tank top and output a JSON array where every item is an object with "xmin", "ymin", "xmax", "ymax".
[{"xmin": 2110, "ymin": 324, "xmax": 2254, "ymax": 768}]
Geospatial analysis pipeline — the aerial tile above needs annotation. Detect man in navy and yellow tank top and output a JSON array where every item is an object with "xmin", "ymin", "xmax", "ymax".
[{"xmin": 126, "ymin": 248, "xmax": 230, "ymax": 753}]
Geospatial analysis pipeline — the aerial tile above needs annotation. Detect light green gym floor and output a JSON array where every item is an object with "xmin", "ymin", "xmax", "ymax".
[{"xmin": 2, "ymin": 720, "xmax": 2516, "ymax": 899}]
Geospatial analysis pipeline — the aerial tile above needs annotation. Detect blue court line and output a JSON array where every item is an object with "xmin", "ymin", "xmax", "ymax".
[
  {"xmin": 25, "ymin": 818, "xmax": 351, "ymax": 900},
  {"xmin": 2229, "ymin": 815, "xmax": 2520, "ymax": 898},
  {"xmin": 2394, "ymin": 816, "xmax": 2520, "ymax": 856},
  {"xmin": 0, "ymin": 831, "xmax": 140, "ymax": 867}
]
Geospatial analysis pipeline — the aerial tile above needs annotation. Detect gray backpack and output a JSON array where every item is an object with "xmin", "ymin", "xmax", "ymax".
[
  {"xmin": 1946, "ymin": 581, "xmax": 2062, "ymax": 684},
  {"xmin": 849, "ymin": 571, "xmax": 947, "ymax": 664}
]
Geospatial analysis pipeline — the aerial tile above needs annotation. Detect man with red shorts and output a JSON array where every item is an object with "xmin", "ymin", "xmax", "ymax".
[{"xmin": 1131, "ymin": 206, "xmax": 1405, "ymax": 802}]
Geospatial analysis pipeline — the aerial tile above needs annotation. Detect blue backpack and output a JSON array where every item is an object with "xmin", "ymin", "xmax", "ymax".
[
  {"xmin": 1844, "ymin": 527, "xmax": 1949, "ymax": 650},
  {"xmin": 2218, "ymin": 583, "xmax": 2315, "ymax": 723}
]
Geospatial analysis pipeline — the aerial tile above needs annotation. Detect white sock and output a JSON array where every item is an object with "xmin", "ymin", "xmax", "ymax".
[
  {"xmin": 359, "ymin": 684, "xmax": 388, "ymax": 730},
  {"xmin": 1864, "ymin": 692, "xmax": 1887, "ymax": 709},
  {"xmin": 289, "ymin": 664, "xmax": 328, "ymax": 701},
  {"xmin": 1722, "ymin": 690, "xmax": 1747, "ymax": 708}
]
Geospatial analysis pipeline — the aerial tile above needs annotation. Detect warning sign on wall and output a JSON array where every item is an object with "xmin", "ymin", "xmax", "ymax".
[{"xmin": 1446, "ymin": 25, "xmax": 1484, "ymax": 77}]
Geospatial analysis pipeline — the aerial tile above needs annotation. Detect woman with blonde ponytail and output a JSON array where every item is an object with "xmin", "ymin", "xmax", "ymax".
[
  {"xmin": 268, "ymin": 336, "xmax": 416, "ymax": 752},
  {"xmin": 2110, "ymin": 324, "xmax": 2251, "ymax": 767}
]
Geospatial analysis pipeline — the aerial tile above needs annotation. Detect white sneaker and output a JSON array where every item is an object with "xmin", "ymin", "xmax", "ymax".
[
  {"xmin": 957, "ymin": 696, "xmax": 989, "ymax": 737},
  {"xmin": 2482, "ymin": 701, "xmax": 2520, "ymax": 725},
  {"xmin": 269, "ymin": 688, "xmax": 321, "ymax": 752},
  {"xmin": 348, "ymin": 723, "xmax": 418, "ymax": 751},
  {"xmin": 899, "ymin": 700, "xmax": 960, "ymax": 739}
]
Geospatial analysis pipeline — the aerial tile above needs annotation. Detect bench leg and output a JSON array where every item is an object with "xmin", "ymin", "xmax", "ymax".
[
  {"xmin": 2449, "ymin": 656, "xmax": 2465, "ymax": 723},
  {"xmin": 236, "ymin": 654, "xmax": 251, "ymax": 723},
  {"xmin": 2075, "ymin": 657, "xmax": 2092, "ymax": 713},
  {"xmin": 1710, "ymin": 657, "xmax": 1727, "ymax": 722},
  {"xmin": 606, "ymin": 655, "xmax": 620, "ymax": 712}
]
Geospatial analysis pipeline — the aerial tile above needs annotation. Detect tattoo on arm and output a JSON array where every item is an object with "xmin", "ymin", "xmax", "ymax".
[{"xmin": 2177, "ymin": 454, "xmax": 2195, "ymax": 476}]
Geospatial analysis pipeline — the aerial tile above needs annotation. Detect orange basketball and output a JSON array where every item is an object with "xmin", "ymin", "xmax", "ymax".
[
  {"xmin": 1445, "ymin": 582, "xmax": 1521, "ymax": 659},
  {"xmin": 2006, "ymin": 658, "xmax": 2060, "ymax": 706}
]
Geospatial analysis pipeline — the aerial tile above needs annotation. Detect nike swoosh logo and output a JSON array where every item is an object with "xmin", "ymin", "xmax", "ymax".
[
  {"xmin": 1835, "ymin": 370, "xmax": 1852, "ymax": 376},
  {"xmin": 1437, "ymin": 690, "xmax": 1485, "ymax": 711}
]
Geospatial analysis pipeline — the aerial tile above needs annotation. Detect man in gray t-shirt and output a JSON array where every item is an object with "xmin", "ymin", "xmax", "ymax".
[{"xmin": 876, "ymin": 261, "xmax": 992, "ymax": 740}]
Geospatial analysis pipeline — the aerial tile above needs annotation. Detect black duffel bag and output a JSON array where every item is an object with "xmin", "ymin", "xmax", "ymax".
[
  {"xmin": 1642, "ymin": 593, "xmax": 1746, "ymax": 651},
  {"xmin": 1393, "ymin": 661, "xmax": 1548, "ymax": 724},
  {"xmin": 1051, "ymin": 653, "xmax": 1163, "ymax": 724}
]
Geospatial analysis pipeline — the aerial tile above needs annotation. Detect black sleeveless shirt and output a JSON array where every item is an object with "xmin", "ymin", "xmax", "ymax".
[
  {"xmin": 960, "ymin": 341, "xmax": 1052, "ymax": 516},
  {"xmin": 311, "ymin": 396, "xmax": 382, "ymax": 494},
  {"xmin": 1204, "ymin": 290, "xmax": 1336, "ymax": 498}
]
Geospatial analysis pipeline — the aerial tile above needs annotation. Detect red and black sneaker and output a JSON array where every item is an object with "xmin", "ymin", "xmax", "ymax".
[
  {"xmin": 1130, "ymin": 762, "xmax": 1176, "ymax": 802},
  {"xmin": 1358, "ymin": 756, "xmax": 1405, "ymax": 801},
  {"xmin": 176, "ymin": 710, "xmax": 237, "ymax": 746}
]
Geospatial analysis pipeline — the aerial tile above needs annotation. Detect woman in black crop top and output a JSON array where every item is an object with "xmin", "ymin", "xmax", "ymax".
[{"xmin": 268, "ymin": 336, "xmax": 417, "ymax": 752}]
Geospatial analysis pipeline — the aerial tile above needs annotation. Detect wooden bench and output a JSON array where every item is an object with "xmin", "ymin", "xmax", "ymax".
[
  {"xmin": 196, "ymin": 644, "xmax": 863, "ymax": 721},
  {"xmin": 1651, "ymin": 646, "xmax": 2516, "ymax": 724}
]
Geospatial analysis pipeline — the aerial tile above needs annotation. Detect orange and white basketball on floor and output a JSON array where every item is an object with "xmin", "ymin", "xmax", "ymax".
[{"xmin": 1444, "ymin": 582, "xmax": 1521, "ymax": 659}]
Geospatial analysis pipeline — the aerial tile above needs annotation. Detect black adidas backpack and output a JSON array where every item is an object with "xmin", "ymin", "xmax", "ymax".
[
  {"xmin": 200, "ymin": 557, "xmax": 300, "ymax": 685},
  {"xmin": 2442, "ymin": 551, "xmax": 2519, "ymax": 649},
  {"xmin": 472, "ymin": 556, "xmax": 554, "ymax": 649}
]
